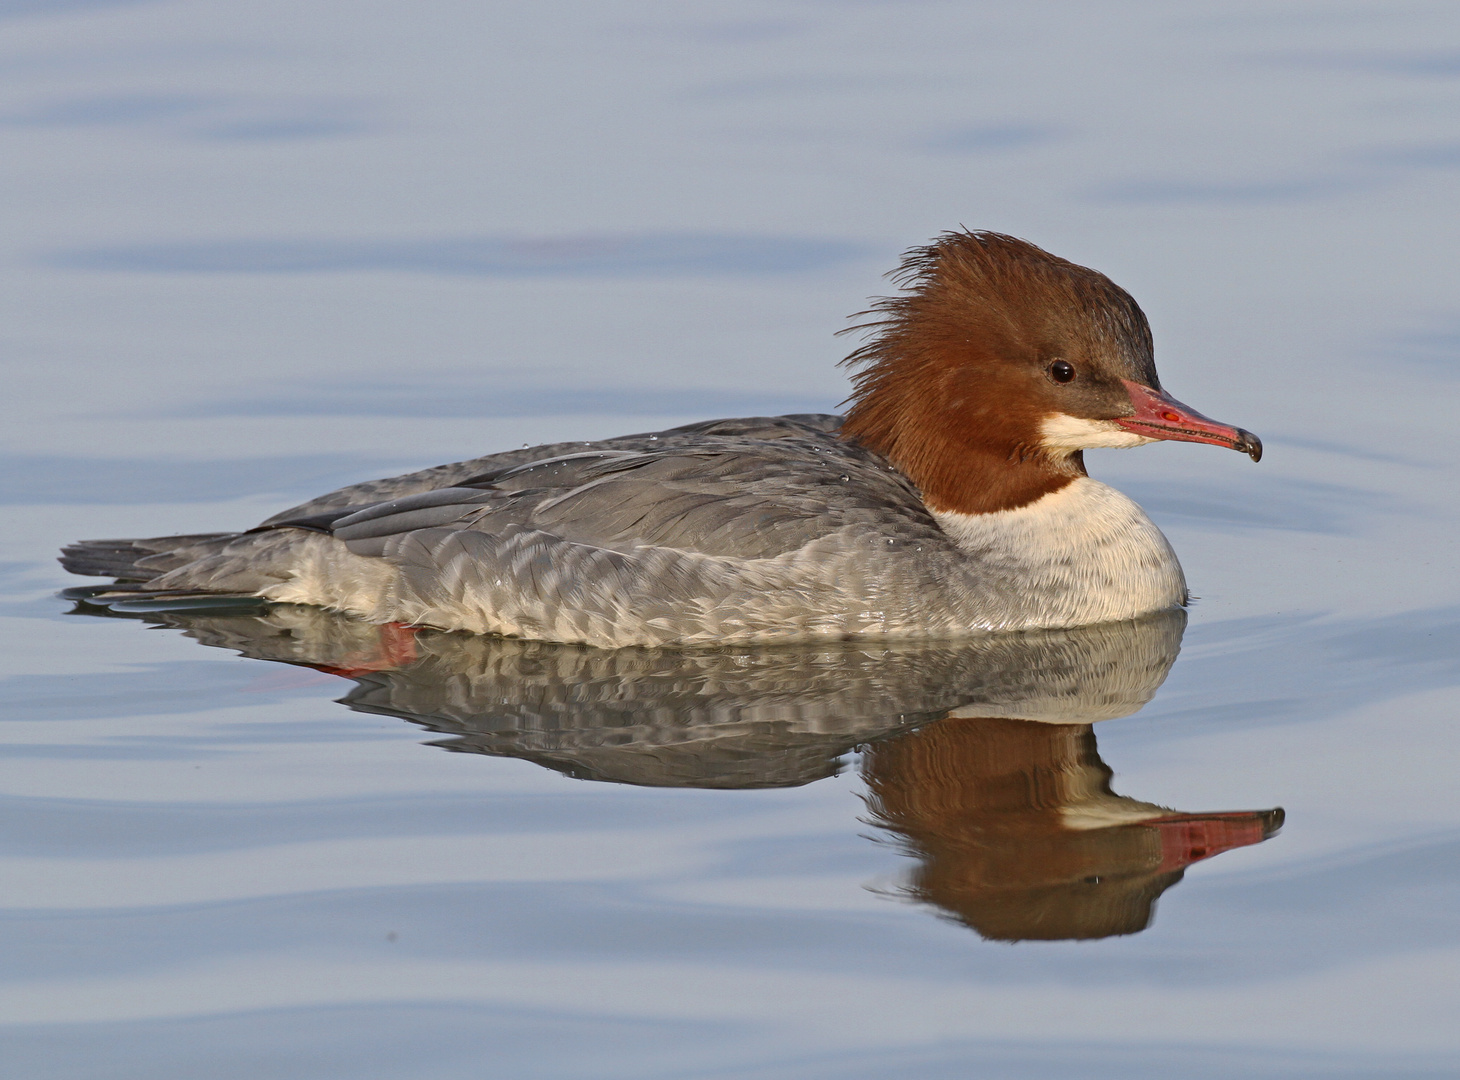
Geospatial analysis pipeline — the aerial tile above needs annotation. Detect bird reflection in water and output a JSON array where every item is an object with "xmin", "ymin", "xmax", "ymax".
[
  {"xmin": 863, "ymin": 718, "xmax": 1280, "ymax": 941},
  {"xmin": 67, "ymin": 591, "xmax": 1283, "ymax": 940}
]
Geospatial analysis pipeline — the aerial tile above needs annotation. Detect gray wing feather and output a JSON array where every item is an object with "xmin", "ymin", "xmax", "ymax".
[
  {"xmin": 316, "ymin": 433, "xmax": 933, "ymax": 563},
  {"xmin": 257, "ymin": 414, "xmax": 844, "ymax": 526},
  {"xmin": 329, "ymin": 488, "xmax": 506, "ymax": 557}
]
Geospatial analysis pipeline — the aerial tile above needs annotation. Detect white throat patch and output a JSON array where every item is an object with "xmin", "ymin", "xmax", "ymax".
[{"xmin": 1040, "ymin": 413, "xmax": 1156, "ymax": 452}]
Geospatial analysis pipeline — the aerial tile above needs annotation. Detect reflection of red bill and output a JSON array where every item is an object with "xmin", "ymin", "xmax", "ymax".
[
  {"xmin": 1115, "ymin": 380, "xmax": 1263, "ymax": 462},
  {"xmin": 1150, "ymin": 809, "xmax": 1285, "ymax": 873}
]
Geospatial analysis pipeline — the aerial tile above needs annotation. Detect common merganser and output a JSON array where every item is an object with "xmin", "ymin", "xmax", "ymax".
[{"xmin": 60, "ymin": 230, "xmax": 1261, "ymax": 647}]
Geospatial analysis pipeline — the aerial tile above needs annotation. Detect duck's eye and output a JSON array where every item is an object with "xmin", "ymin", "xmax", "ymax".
[{"xmin": 1048, "ymin": 360, "xmax": 1075, "ymax": 383}]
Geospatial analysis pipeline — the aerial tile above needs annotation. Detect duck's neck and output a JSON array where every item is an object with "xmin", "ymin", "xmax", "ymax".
[{"xmin": 840, "ymin": 378, "xmax": 1083, "ymax": 515}]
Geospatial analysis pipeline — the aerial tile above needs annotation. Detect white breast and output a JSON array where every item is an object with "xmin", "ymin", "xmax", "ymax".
[{"xmin": 932, "ymin": 477, "xmax": 1187, "ymax": 628}]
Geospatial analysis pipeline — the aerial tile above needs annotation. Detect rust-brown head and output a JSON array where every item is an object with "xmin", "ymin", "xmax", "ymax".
[{"xmin": 838, "ymin": 231, "xmax": 1260, "ymax": 515}]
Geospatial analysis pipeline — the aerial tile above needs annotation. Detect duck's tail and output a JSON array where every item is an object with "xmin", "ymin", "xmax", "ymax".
[
  {"xmin": 59, "ymin": 532, "xmax": 241, "ymax": 581},
  {"xmin": 58, "ymin": 532, "xmax": 273, "ymax": 616}
]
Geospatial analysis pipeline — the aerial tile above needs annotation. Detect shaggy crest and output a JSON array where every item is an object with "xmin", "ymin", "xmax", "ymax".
[{"xmin": 839, "ymin": 230, "xmax": 1154, "ymax": 394}]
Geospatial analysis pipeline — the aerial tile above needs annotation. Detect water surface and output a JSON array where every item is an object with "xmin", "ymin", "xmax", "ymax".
[{"xmin": 2, "ymin": 1, "xmax": 1460, "ymax": 1077}]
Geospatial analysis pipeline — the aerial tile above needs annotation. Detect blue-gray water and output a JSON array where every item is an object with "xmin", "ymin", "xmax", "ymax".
[{"xmin": 3, "ymin": 2, "xmax": 1460, "ymax": 1077}]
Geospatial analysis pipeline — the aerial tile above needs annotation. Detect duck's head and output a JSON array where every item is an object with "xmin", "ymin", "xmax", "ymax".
[{"xmin": 839, "ymin": 230, "xmax": 1260, "ymax": 515}]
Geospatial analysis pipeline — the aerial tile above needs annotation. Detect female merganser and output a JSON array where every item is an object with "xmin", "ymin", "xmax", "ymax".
[{"xmin": 61, "ymin": 230, "xmax": 1261, "ymax": 647}]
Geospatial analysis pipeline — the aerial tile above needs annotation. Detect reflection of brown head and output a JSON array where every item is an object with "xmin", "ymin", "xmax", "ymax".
[{"xmin": 862, "ymin": 716, "xmax": 1282, "ymax": 942}]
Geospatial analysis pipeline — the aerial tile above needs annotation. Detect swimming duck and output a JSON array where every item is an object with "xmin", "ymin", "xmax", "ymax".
[{"xmin": 60, "ymin": 230, "xmax": 1261, "ymax": 647}]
